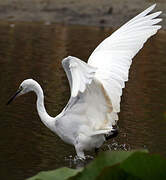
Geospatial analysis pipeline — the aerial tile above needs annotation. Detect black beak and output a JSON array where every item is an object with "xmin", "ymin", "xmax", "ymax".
[{"xmin": 6, "ymin": 89, "xmax": 22, "ymax": 105}]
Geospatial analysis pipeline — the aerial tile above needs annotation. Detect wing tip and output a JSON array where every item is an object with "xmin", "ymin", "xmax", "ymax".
[
  {"xmin": 61, "ymin": 57, "xmax": 69, "ymax": 66},
  {"xmin": 156, "ymin": 25, "xmax": 162, "ymax": 30},
  {"xmin": 151, "ymin": 3, "xmax": 156, "ymax": 9},
  {"xmin": 157, "ymin": 11, "xmax": 162, "ymax": 16},
  {"xmin": 158, "ymin": 18, "xmax": 163, "ymax": 23},
  {"xmin": 143, "ymin": 4, "xmax": 156, "ymax": 15}
]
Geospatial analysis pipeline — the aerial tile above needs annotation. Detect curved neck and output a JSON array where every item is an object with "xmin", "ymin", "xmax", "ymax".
[{"xmin": 34, "ymin": 84, "xmax": 55, "ymax": 130}]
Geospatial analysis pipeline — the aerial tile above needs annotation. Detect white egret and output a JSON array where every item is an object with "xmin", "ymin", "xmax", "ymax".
[{"xmin": 7, "ymin": 4, "xmax": 162, "ymax": 159}]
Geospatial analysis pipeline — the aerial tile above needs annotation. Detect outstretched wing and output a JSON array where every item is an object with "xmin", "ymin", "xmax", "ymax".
[
  {"xmin": 88, "ymin": 4, "xmax": 162, "ymax": 116},
  {"xmin": 62, "ymin": 56, "xmax": 115, "ymax": 134},
  {"xmin": 62, "ymin": 56, "xmax": 96, "ymax": 97}
]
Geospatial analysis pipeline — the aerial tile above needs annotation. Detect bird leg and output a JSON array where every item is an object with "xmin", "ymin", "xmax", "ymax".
[{"xmin": 75, "ymin": 145, "xmax": 85, "ymax": 160}]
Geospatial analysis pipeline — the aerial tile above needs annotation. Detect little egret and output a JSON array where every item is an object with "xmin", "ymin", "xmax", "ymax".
[{"xmin": 7, "ymin": 4, "xmax": 162, "ymax": 159}]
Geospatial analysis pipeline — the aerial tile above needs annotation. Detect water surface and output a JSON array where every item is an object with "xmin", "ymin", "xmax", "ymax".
[{"xmin": 0, "ymin": 22, "xmax": 166, "ymax": 180}]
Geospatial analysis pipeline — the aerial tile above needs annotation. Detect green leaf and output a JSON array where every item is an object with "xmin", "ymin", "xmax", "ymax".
[
  {"xmin": 71, "ymin": 150, "xmax": 147, "ymax": 180},
  {"xmin": 120, "ymin": 152, "xmax": 166, "ymax": 180},
  {"xmin": 96, "ymin": 165, "xmax": 140, "ymax": 180},
  {"xmin": 27, "ymin": 167, "xmax": 82, "ymax": 180}
]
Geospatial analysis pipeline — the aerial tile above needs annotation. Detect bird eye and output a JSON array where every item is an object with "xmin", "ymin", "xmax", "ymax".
[{"xmin": 19, "ymin": 86, "xmax": 23, "ymax": 90}]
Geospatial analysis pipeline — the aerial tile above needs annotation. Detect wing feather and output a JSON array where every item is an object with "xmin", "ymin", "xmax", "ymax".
[
  {"xmin": 62, "ymin": 56, "xmax": 96, "ymax": 97},
  {"xmin": 88, "ymin": 4, "xmax": 162, "ymax": 115}
]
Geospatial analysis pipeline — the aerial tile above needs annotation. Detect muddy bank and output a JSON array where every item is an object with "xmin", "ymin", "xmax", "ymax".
[{"xmin": 0, "ymin": 0, "xmax": 165, "ymax": 28}]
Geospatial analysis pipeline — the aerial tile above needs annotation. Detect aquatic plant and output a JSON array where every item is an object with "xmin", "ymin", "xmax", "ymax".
[{"xmin": 27, "ymin": 150, "xmax": 166, "ymax": 180}]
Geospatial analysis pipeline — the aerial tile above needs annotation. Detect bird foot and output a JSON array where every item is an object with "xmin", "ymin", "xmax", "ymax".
[
  {"xmin": 74, "ymin": 155, "xmax": 86, "ymax": 162},
  {"xmin": 74, "ymin": 155, "xmax": 93, "ymax": 162},
  {"xmin": 85, "ymin": 155, "xmax": 94, "ymax": 160}
]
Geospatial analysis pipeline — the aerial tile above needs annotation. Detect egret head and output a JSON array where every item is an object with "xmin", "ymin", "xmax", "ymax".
[{"xmin": 7, "ymin": 79, "xmax": 38, "ymax": 105}]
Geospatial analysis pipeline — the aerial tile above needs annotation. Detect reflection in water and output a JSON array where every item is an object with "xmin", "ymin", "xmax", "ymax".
[{"xmin": 0, "ymin": 22, "xmax": 166, "ymax": 180}]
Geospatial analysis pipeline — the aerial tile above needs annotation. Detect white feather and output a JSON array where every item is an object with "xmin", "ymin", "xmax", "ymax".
[
  {"xmin": 62, "ymin": 56, "xmax": 96, "ymax": 97},
  {"xmin": 88, "ymin": 4, "xmax": 162, "ymax": 118}
]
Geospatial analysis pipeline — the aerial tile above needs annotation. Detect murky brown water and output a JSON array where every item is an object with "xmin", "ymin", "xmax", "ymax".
[{"xmin": 0, "ymin": 22, "xmax": 166, "ymax": 180}]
